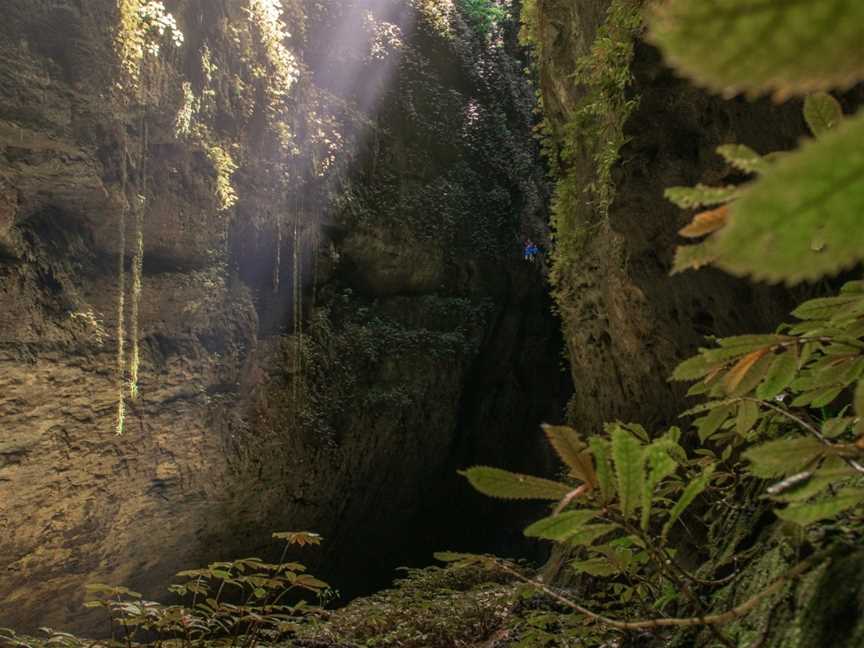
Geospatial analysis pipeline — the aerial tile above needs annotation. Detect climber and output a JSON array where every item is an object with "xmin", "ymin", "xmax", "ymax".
[{"xmin": 523, "ymin": 239, "xmax": 539, "ymax": 262}]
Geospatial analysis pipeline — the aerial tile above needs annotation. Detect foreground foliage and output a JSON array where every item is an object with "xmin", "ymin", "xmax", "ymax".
[
  {"xmin": 0, "ymin": 533, "xmax": 329, "ymax": 648},
  {"xmin": 449, "ymin": 1, "xmax": 864, "ymax": 645}
]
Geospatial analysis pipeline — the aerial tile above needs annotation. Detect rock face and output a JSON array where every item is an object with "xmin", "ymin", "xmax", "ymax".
[
  {"xmin": 529, "ymin": 0, "xmax": 809, "ymax": 433},
  {"xmin": 0, "ymin": 0, "xmax": 569, "ymax": 632}
]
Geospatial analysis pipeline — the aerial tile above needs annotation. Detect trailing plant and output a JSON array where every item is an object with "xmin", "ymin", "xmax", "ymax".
[{"xmin": 0, "ymin": 532, "xmax": 328, "ymax": 648}]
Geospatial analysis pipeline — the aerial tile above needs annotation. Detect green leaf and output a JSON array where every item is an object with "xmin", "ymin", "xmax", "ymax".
[
  {"xmin": 641, "ymin": 444, "xmax": 678, "ymax": 530},
  {"xmin": 434, "ymin": 551, "xmax": 493, "ymax": 567},
  {"xmin": 793, "ymin": 295, "xmax": 861, "ymax": 320},
  {"xmin": 776, "ymin": 488, "xmax": 864, "ymax": 525},
  {"xmin": 589, "ymin": 437, "xmax": 614, "ymax": 503},
  {"xmin": 611, "ymin": 427, "xmax": 644, "ymax": 519},
  {"xmin": 736, "ymin": 400, "xmax": 760, "ymax": 436},
  {"xmin": 571, "ymin": 557, "xmax": 620, "ymax": 577},
  {"xmin": 665, "ymin": 184, "xmax": 740, "ymax": 209},
  {"xmin": 460, "ymin": 467, "xmax": 571, "ymax": 500},
  {"xmin": 672, "ymin": 352, "xmax": 722, "ymax": 381},
  {"xmin": 649, "ymin": 0, "xmax": 864, "ymax": 97},
  {"xmin": 804, "ymin": 93, "xmax": 844, "ymax": 138},
  {"xmin": 695, "ymin": 404, "xmax": 735, "ymax": 443},
  {"xmin": 756, "ymin": 352, "xmax": 797, "ymax": 400},
  {"xmin": 713, "ymin": 110, "xmax": 864, "ymax": 284},
  {"xmin": 523, "ymin": 510, "xmax": 599, "ymax": 541},
  {"xmin": 672, "ymin": 238, "xmax": 720, "ymax": 274},
  {"xmin": 717, "ymin": 144, "xmax": 768, "ymax": 174},
  {"xmin": 822, "ymin": 417, "xmax": 853, "ymax": 439},
  {"xmin": 855, "ymin": 380, "xmax": 864, "ymax": 417},
  {"xmin": 743, "ymin": 436, "xmax": 825, "ymax": 478},
  {"xmin": 718, "ymin": 334, "xmax": 788, "ymax": 349},
  {"xmin": 567, "ymin": 523, "xmax": 619, "ymax": 547},
  {"xmin": 662, "ymin": 465, "xmax": 715, "ymax": 540}
]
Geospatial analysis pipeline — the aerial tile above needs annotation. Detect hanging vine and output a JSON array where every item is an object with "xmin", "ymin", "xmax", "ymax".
[{"xmin": 111, "ymin": 0, "xmax": 184, "ymax": 433}]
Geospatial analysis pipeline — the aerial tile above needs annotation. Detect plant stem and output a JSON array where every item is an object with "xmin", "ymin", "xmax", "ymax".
[
  {"xmin": 493, "ymin": 550, "xmax": 828, "ymax": 632},
  {"xmin": 744, "ymin": 398, "xmax": 864, "ymax": 475}
]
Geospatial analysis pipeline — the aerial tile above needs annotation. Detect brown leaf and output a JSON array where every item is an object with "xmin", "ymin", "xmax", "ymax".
[
  {"xmin": 542, "ymin": 424, "xmax": 597, "ymax": 486},
  {"xmin": 679, "ymin": 205, "xmax": 730, "ymax": 238},
  {"xmin": 724, "ymin": 348, "xmax": 770, "ymax": 393}
]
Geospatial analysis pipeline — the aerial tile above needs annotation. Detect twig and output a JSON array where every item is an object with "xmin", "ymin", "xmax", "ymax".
[
  {"xmin": 744, "ymin": 398, "xmax": 864, "ymax": 475},
  {"xmin": 493, "ymin": 550, "xmax": 828, "ymax": 632}
]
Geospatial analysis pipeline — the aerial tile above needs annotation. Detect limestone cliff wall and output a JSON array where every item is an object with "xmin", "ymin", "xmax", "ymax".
[
  {"xmin": 530, "ymin": 0, "xmax": 808, "ymax": 432},
  {"xmin": 0, "ymin": 0, "xmax": 569, "ymax": 631}
]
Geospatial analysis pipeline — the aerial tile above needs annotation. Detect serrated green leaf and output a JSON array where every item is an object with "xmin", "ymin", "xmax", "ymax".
[
  {"xmin": 642, "ymin": 444, "xmax": 678, "ymax": 530},
  {"xmin": 743, "ymin": 436, "xmax": 825, "ymax": 478},
  {"xmin": 649, "ymin": 0, "xmax": 864, "ymax": 97},
  {"xmin": 460, "ymin": 467, "xmax": 571, "ymax": 500},
  {"xmin": 434, "ymin": 551, "xmax": 492, "ymax": 566},
  {"xmin": 612, "ymin": 427, "xmax": 644, "ymax": 520},
  {"xmin": 804, "ymin": 93, "xmax": 844, "ymax": 138},
  {"xmin": 855, "ymin": 380, "xmax": 864, "ymax": 417},
  {"xmin": 567, "ymin": 523, "xmax": 620, "ymax": 547},
  {"xmin": 809, "ymin": 385, "xmax": 845, "ymax": 408},
  {"xmin": 736, "ymin": 400, "xmax": 760, "ymax": 436},
  {"xmin": 681, "ymin": 399, "xmax": 734, "ymax": 417},
  {"xmin": 770, "ymin": 459, "xmax": 854, "ymax": 502},
  {"xmin": 672, "ymin": 238, "xmax": 720, "ymax": 274},
  {"xmin": 756, "ymin": 352, "xmax": 798, "ymax": 400},
  {"xmin": 717, "ymin": 144, "xmax": 768, "ymax": 174},
  {"xmin": 713, "ymin": 110, "xmax": 864, "ymax": 284},
  {"xmin": 571, "ymin": 558, "xmax": 620, "ymax": 577},
  {"xmin": 791, "ymin": 385, "xmax": 843, "ymax": 408},
  {"xmin": 822, "ymin": 417, "xmax": 853, "ymax": 439},
  {"xmin": 696, "ymin": 404, "xmax": 735, "ymax": 442},
  {"xmin": 589, "ymin": 437, "xmax": 614, "ymax": 503},
  {"xmin": 672, "ymin": 353, "xmax": 722, "ymax": 381},
  {"xmin": 776, "ymin": 488, "xmax": 864, "ymax": 525},
  {"xmin": 662, "ymin": 465, "xmax": 715, "ymax": 541},
  {"xmin": 793, "ymin": 295, "xmax": 861, "ymax": 320},
  {"xmin": 523, "ymin": 510, "xmax": 599, "ymax": 541},
  {"xmin": 665, "ymin": 184, "xmax": 740, "ymax": 209},
  {"xmin": 718, "ymin": 334, "xmax": 788, "ymax": 349}
]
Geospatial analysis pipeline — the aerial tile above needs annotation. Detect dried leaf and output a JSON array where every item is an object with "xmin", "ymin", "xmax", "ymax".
[
  {"xmin": 542, "ymin": 424, "xmax": 596, "ymax": 486},
  {"xmin": 679, "ymin": 206, "xmax": 730, "ymax": 238},
  {"xmin": 724, "ymin": 348, "xmax": 770, "ymax": 393}
]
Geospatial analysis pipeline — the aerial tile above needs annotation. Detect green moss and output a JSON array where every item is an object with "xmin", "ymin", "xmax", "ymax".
[
  {"xmin": 522, "ymin": 0, "xmax": 643, "ymax": 296},
  {"xmin": 298, "ymin": 564, "xmax": 515, "ymax": 647}
]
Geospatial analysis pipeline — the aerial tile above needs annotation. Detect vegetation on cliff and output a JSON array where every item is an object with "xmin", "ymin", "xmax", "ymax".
[{"xmin": 2, "ymin": 0, "xmax": 864, "ymax": 646}]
